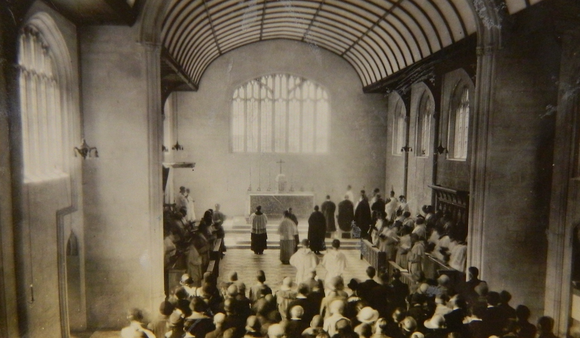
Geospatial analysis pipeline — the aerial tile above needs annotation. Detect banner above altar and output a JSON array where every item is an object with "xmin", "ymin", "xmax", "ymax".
[{"xmin": 247, "ymin": 192, "xmax": 315, "ymax": 218}]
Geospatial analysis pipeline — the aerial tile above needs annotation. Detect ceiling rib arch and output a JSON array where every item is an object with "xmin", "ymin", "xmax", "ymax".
[{"xmin": 161, "ymin": 0, "xmax": 478, "ymax": 89}]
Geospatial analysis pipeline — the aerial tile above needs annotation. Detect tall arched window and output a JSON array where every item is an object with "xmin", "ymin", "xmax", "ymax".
[
  {"xmin": 416, "ymin": 91, "xmax": 434, "ymax": 157},
  {"xmin": 392, "ymin": 97, "xmax": 407, "ymax": 155},
  {"xmin": 232, "ymin": 74, "xmax": 329, "ymax": 153},
  {"xmin": 18, "ymin": 22, "xmax": 71, "ymax": 181},
  {"xmin": 449, "ymin": 86, "xmax": 470, "ymax": 160}
]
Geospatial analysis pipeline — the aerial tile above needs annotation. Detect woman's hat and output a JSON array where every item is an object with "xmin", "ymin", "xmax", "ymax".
[{"xmin": 356, "ymin": 307, "xmax": 379, "ymax": 323}]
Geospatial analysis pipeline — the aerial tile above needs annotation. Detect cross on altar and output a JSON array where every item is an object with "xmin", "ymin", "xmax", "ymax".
[{"xmin": 276, "ymin": 159, "xmax": 285, "ymax": 174}]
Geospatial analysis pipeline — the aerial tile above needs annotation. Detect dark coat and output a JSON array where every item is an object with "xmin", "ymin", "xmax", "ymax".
[
  {"xmin": 357, "ymin": 279, "xmax": 380, "ymax": 304},
  {"xmin": 444, "ymin": 308, "xmax": 466, "ymax": 333},
  {"xmin": 354, "ymin": 199, "xmax": 372, "ymax": 236},
  {"xmin": 371, "ymin": 198, "xmax": 386, "ymax": 215},
  {"xmin": 482, "ymin": 306, "xmax": 504, "ymax": 337},
  {"xmin": 337, "ymin": 200, "xmax": 354, "ymax": 231},
  {"xmin": 308, "ymin": 211, "xmax": 327, "ymax": 252},
  {"xmin": 321, "ymin": 200, "xmax": 337, "ymax": 232},
  {"xmin": 282, "ymin": 319, "xmax": 310, "ymax": 338}
]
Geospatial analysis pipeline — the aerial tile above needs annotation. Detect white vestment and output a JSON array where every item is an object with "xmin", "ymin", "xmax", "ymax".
[
  {"xmin": 290, "ymin": 248, "xmax": 319, "ymax": 283},
  {"xmin": 186, "ymin": 196, "xmax": 196, "ymax": 221},
  {"xmin": 321, "ymin": 249, "xmax": 347, "ymax": 280}
]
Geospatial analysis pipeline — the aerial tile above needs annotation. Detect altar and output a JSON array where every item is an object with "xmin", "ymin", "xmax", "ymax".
[{"xmin": 247, "ymin": 192, "xmax": 315, "ymax": 218}]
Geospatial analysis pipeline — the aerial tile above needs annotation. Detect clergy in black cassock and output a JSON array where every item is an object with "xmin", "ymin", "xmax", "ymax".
[
  {"xmin": 354, "ymin": 191, "xmax": 372, "ymax": 239},
  {"xmin": 321, "ymin": 195, "xmax": 337, "ymax": 235},
  {"xmin": 307, "ymin": 205, "xmax": 326, "ymax": 254}
]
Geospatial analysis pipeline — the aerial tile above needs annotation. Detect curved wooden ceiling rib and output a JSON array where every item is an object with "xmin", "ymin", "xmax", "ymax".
[{"xmin": 161, "ymin": 0, "xmax": 477, "ymax": 89}]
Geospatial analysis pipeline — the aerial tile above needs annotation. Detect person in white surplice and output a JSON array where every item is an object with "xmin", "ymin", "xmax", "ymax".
[
  {"xmin": 321, "ymin": 239, "xmax": 346, "ymax": 280},
  {"xmin": 185, "ymin": 188, "xmax": 196, "ymax": 222},
  {"xmin": 290, "ymin": 239, "xmax": 319, "ymax": 283}
]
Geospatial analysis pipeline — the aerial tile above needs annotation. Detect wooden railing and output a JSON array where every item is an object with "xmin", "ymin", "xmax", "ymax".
[
  {"xmin": 360, "ymin": 241, "xmax": 465, "ymax": 291},
  {"xmin": 360, "ymin": 239, "xmax": 387, "ymax": 273},
  {"xmin": 207, "ymin": 238, "xmax": 223, "ymax": 278},
  {"xmin": 429, "ymin": 185, "xmax": 469, "ymax": 240}
]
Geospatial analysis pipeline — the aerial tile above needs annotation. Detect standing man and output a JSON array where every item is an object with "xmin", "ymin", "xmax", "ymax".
[
  {"xmin": 290, "ymin": 239, "xmax": 319, "ymax": 283},
  {"xmin": 321, "ymin": 195, "xmax": 337, "ymax": 239},
  {"xmin": 213, "ymin": 204, "xmax": 226, "ymax": 229},
  {"xmin": 321, "ymin": 239, "xmax": 347, "ymax": 280},
  {"xmin": 407, "ymin": 233, "xmax": 425, "ymax": 281},
  {"xmin": 384, "ymin": 191, "xmax": 399, "ymax": 222},
  {"xmin": 185, "ymin": 188, "xmax": 196, "ymax": 222},
  {"xmin": 176, "ymin": 186, "xmax": 188, "ymax": 215},
  {"xmin": 345, "ymin": 185, "xmax": 355, "ymax": 204},
  {"xmin": 250, "ymin": 206, "xmax": 268, "ymax": 255},
  {"xmin": 337, "ymin": 195, "xmax": 354, "ymax": 238},
  {"xmin": 307, "ymin": 205, "xmax": 327, "ymax": 254},
  {"xmin": 354, "ymin": 190, "xmax": 372, "ymax": 240},
  {"xmin": 212, "ymin": 203, "xmax": 227, "ymax": 255},
  {"xmin": 278, "ymin": 211, "xmax": 298, "ymax": 264},
  {"xmin": 370, "ymin": 188, "xmax": 381, "ymax": 205},
  {"xmin": 287, "ymin": 207, "xmax": 300, "ymax": 252},
  {"xmin": 371, "ymin": 194, "xmax": 386, "ymax": 220},
  {"xmin": 288, "ymin": 207, "xmax": 299, "ymax": 226}
]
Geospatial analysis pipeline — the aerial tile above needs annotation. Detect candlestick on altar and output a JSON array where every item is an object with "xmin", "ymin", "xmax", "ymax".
[
  {"xmin": 267, "ymin": 167, "xmax": 271, "ymax": 191},
  {"xmin": 248, "ymin": 167, "xmax": 252, "ymax": 191}
]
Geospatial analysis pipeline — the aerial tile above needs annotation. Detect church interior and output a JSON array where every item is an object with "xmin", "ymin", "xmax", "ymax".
[{"xmin": 2, "ymin": 0, "xmax": 580, "ymax": 337}]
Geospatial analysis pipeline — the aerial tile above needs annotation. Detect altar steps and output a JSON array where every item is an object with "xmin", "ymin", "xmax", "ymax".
[{"xmin": 222, "ymin": 216, "xmax": 359, "ymax": 250}]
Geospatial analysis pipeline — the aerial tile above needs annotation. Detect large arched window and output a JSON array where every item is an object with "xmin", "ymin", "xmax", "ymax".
[
  {"xmin": 232, "ymin": 74, "xmax": 329, "ymax": 153},
  {"xmin": 416, "ymin": 91, "xmax": 434, "ymax": 157},
  {"xmin": 18, "ymin": 20, "xmax": 71, "ymax": 181},
  {"xmin": 392, "ymin": 96, "xmax": 407, "ymax": 155},
  {"xmin": 448, "ymin": 86, "xmax": 470, "ymax": 160}
]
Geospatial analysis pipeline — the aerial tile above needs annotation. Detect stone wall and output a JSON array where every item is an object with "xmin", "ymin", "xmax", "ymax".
[{"xmin": 171, "ymin": 40, "xmax": 387, "ymax": 217}]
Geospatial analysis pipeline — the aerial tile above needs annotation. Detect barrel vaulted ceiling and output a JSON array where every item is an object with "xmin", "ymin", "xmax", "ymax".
[{"xmin": 160, "ymin": 0, "xmax": 542, "ymax": 90}]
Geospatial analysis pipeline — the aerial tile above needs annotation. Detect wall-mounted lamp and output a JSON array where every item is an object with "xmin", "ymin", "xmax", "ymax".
[
  {"xmin": 401, "ymin": 146, "xmax": 413, "ymax": 153},
  {"xmin": 436, "ymin": 143, "xmax": 448, "ymax": 155},
  {"xmin": 172, "ymin": 141, "xmax": 184, "ymax": 151},
  {"xmin": 74, "ymin": 139, "xmax": 99, "ymax": 159}
]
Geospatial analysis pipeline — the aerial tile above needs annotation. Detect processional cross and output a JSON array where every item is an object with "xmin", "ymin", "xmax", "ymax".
[{"xmin": 276, "ymin": 159, "xmax": 285, "ymax": 174}]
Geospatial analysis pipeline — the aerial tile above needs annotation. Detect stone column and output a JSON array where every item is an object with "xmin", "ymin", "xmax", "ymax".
[
  {"xmin": 544, "ymin": 29, "xmax": 580, "ymax": 336},
  {"xmin": 143, "ymin": 42, "xmax": 166, "ymax": 313},
  {"xmin": 467, "ymin": 43, "xmax": 498, "ymax": 275}
]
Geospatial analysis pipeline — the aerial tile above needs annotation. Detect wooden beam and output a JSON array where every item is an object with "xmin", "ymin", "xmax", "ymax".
[
  {"xmin": 161, "ymin": 48, "xmax": 198, "ymax": 92},
  {"xmin": 363, "ymin": 34, "xmax": 477, "ymax": 94}
]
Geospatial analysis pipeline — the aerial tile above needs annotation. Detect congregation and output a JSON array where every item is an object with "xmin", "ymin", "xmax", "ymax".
[
  {"xmin": 121, "ymin": 261, "xmax": 555, "ymax": 338},
  {"xmin": 163, "ymin": 186, "xmax": 227, "ymax": 287},
  {"xmin": 146, "ymin": 186, "xmax": 552, "ymax": 338}
]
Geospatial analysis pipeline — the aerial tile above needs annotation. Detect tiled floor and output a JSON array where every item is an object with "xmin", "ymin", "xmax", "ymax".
[
  {"xmin": 218, "ymin": 216, "xmax": 371, "ymax": 289},
  {"xmin": 217, "ymin": 247, "xmax": 371, "ymax": 291}
]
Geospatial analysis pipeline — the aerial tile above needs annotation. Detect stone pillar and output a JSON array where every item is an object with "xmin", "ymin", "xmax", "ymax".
[
  {"xmin": 544, "ymin": 29, "xmax": 580, "ymax": 337},
  {"xmin": 143, "ymin": 42, "xmax": 165, "ymax": 314},
  {"xmin": 81, "ymin": 25, "xmax": 164, "ymax": 328},
  {"xmin": 467, "ymin": 43, "xmax": 498, "ymax": 275}
]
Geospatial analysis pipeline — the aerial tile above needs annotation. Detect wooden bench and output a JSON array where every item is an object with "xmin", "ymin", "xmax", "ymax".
[{"xmin": 360, "ymin": 239, "xmax": 387, "ymax": 273}]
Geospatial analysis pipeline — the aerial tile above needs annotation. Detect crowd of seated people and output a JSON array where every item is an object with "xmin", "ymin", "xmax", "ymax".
[
  {"xmin": 121, "ymin": 265, "xmax": 555, "ymax": 338},
  {"xmin": 164, "ymin": 205, "xmax": 226, "ymax": 288},
  {"xmin": 367, "ymin": 201, "xmax": 468, "ymax": 276}
]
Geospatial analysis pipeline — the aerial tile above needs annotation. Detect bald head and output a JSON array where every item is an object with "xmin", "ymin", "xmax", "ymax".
[
  {"xmin": 214, "ymin": 313, "xmax": 226, "ymax": 326},
  {"xmin": 268, "ymin": 324, "xmax": 285, "ymax": 338}
]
